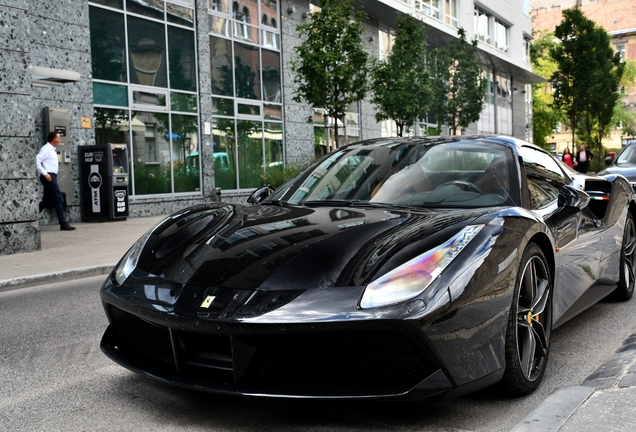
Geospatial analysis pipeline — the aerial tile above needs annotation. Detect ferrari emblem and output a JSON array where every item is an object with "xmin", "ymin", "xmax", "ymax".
[{"xmin": 201, "ymin": 295, "xmax": 215, "ymax": 309}]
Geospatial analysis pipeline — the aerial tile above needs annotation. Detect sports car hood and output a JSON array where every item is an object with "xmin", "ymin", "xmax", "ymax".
[{"xmin": 131, "ymin": 203, "xmax": 490, "ymax": 290}]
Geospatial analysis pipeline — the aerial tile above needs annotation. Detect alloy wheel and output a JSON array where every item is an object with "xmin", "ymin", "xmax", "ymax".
[{"xmin": 516, "ymin": 255, "xmax": 552, "ymax": 381}]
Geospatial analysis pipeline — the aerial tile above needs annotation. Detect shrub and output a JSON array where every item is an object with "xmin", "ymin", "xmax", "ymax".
[{"xmin": 261, "ymin": 162, "xmax": 308, "ymax": 188}]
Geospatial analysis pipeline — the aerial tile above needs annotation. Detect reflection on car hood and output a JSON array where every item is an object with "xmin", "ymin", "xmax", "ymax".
[
  {"xmin": 134, "ymin": 203, "xmax": 491, "ymax": 289},
  {"xmin": 600, "ymin": 164, "xmax": 636, "ymax": 181}
]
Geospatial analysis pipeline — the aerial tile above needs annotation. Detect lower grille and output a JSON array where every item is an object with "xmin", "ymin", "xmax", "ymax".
[
  {"xmin": 246, "ymin": 332, "xmax": 429, "ymax": 391},
  {"xmin": 109, "ymin": 306, "xmax": 175, "ymax": 370},
  {"xmin": 106, "ymin": 306, "xmax": 433, "ymax": 394}
]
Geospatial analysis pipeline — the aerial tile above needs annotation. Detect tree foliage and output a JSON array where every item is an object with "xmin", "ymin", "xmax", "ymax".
[
  {"xmin": 429, "ymin": 29, "xmax": 485, "ymax": 135},
  {"xmin": 370, "ymin": 15, "xmax": 430, "ymax": 137},
  {"xmin": 550, "ymin": 7, "xmax": 624, "ymax": 156},
  {"xmin": 530, "ymin": 30, "xmax": 561, "ymax": 149},
  {"xmin": 291, "ymin": 0, "xmax": 369, "ymax": 146},
  {"xmin": 611, "ymin": 59, "xmax": 636, "ymax": 140}
]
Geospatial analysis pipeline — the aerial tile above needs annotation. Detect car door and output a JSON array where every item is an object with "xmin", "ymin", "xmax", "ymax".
[{"xmin": 518, "ymin": 146, "xmax": 605, "ymax": 327}]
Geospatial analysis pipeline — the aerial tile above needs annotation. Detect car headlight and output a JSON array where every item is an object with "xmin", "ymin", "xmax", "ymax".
[
  {"xmin": 114, "ymin": 229, "xmax": 153, "ymax": 285},
  {"xmin": 359, "ymin": 225, "xmax": 484, "ymax": 309}
]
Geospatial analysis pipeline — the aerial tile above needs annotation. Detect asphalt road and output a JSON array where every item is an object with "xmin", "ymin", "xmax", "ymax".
[{"xmin": 2, "ymin": 275, "xmax": 636, "ymax": 431}]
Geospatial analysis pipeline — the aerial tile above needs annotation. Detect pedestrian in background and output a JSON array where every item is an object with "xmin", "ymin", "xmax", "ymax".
[
  {"xmin": 36, "ymin": 131, "xmax": 76, "ymax": 230},
  {"xmin": 562, "ymin": 147, "xmax": 577, "ymax": 169},
  {"xmin": 575, "ymin": 144, "xmax": 593, "ymax": 173}
]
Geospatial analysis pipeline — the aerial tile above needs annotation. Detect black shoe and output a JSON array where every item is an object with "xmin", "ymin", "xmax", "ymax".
[{"xmin": 60, "ymin": 223, "xmax": 76, "ymax": 231}]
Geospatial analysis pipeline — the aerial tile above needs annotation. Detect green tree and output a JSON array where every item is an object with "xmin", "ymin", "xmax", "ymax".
[
  {"xmin": 429, "ymin": 29, "xmax": 485, "ymax": 135},
  {"xmin": 530, "ymin": 30, "xmax": 561, "ymax": 149},
  {"xmin": 291, "ymin": 0, "xmax": 369, "ymax": 147},
  {"xmin": 611, "ymin": 59, "xmax": 636, "ymax": 140},
  {"xmin": 551, "ymin": 7, "xmax": 624, "ymax": 157},
  {"xmin": 370, "ymin": 15, "xmax": 430, "ymax": 137},
  {"xmin": 613, "ymin": 102, "xmax": 636, "ymax": 140}
]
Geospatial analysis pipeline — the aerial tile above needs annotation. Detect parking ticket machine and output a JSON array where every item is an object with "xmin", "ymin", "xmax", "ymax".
[
  {"xmin": 79, "ymin": 144, "xmax": 129, "ymax": 221},
  {"xmin": 43, "ymin": 107, "xmax": 73, "ymax": 204}
]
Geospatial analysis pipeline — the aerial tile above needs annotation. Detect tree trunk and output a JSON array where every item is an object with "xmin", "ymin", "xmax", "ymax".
[
  {"xmin": 344, "ymin": 115, "xmax": 349, "ymax": 146},
  {"xmin": 324, "ymin": 115, "xmax": 330, "ymax": 152},
  {"xmin": 333, "ymin": 114, "xmax": 340, "ymax": 149},
  {"xmin": 570, "ymin": 112, "xmax": 576, "ymax": 153}
]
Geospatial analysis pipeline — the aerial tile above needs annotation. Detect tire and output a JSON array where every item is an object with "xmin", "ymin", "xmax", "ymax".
[
  {"xmin": 608, "ymin": 212, "xmax": 636, "ymax": 302},
  {"xmin": 501, "ymin": 243, "xmax": 552, "ymax": 396}
]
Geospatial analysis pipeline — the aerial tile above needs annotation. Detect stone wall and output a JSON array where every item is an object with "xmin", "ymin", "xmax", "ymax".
[
  {"xmin": 281, "ymin": 0, "xmax": 315, "ymax": 165},
  {"xmin": 0, "ymin": 0, "xmax": 38, "ymax": 254}
]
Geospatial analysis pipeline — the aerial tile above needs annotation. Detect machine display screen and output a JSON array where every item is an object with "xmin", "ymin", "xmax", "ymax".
[{"xmin": 111, "ymin": 145, "xmax": 128, "ymax": 174}]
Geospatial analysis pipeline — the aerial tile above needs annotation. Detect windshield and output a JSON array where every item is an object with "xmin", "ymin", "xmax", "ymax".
[
  {"xmin": 616, "ymin": 144, "xmax": 636, "ymax": 165},
  {"xmin": 267, "ymin": 140, "xmax": 518, "ymax": 208}
]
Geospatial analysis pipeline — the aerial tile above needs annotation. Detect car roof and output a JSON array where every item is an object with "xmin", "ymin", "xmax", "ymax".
[{"xmin": 345, "ymin": 135, "xmax": 539, "ymax": 153}]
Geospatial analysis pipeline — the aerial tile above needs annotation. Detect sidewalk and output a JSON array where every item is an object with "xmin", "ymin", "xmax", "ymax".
[
  {"xmin": 512, "ymin": 330, "xmax": 636, "ymax": 431},
  {"xmin": 2, "ymin": 215, "xmax": 636, "ymax": 431},
  {"xmin": 0, "ymin": 215, "xmax": 166, "ymax": 292}
]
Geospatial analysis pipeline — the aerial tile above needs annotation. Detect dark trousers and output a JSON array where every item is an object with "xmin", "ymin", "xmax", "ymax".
[
  {"xmin": 39, "ymin": 173, "xmax": 67, "ymax": 225},
  {"xmin": 576, "ymin": 161, "xmax": 590, "ymax": 173}
]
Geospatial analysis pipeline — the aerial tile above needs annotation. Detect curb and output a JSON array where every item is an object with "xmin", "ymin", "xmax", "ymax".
[
  {"xmin": 0, "ymin": 264, "xmax": 115, "ymax": 293},
  {"xmin": 510, "ymin": 385, "xmax": 594, "ymax": 432}
]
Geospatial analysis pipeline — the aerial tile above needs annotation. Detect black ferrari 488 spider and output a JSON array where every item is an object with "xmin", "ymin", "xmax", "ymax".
[{"xmin": 100, "ymin": 135, "xmax": 636, "ymax": 400}]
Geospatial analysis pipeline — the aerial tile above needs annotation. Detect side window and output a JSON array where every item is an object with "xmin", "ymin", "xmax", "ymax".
[
  {"xmin": 519, "ymin": 146, "xmax": 566, "ymax": 210},
  {"xmin": 527, "ymin": 177, "xmax": 559, "ymax": 209}
]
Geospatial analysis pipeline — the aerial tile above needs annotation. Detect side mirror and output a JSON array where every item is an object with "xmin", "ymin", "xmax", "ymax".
[
  {"xmin": 247, "ymin": 184, "xmax": 275, "ymax": 205},
  {"xmin": 558, "ymin": 184, "xmax": 590, "ymax": 210}
]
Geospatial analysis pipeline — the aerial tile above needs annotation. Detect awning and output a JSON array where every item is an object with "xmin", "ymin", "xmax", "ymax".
[{"xmin": 31, "ymin": 65, "xmax": 81, "ymax": 87}]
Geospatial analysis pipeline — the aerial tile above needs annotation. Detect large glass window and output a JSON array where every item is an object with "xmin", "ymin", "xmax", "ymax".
[
  {"xmin": 168, "ymin": 26, "xmax": 196, "ymax": 91},
  {"xmin": 213, "ymin": 119, "xmax": 236, "ymax": 189},
  {"xmin": 126, "ymin": 0, "xmax": 164, "ymax": 20},
  {"xmin": 209, "ymin": 0, "xmax": 283, "ymax": 191},
  {"xmin": 478, "ymin": 69, "xmax": 495, "ymax": 134},
  {"xmin": 171, "ymin": 114, "xmax": 200, "ymax": 192},
  {"xmin": 234, "ymin": 42, "xmax": 261, "ymax": 99},
  {"xmin": 415, "ymin": 0, "xmax": 441, "ymax": 20},
  {"xmin": 261, "ymin": 49, "xmax": 280, "ymax": 102},
  {"xmin": 445, "ymin": 0, "xmax": 458, "ymax": 28},
  {"xmin": 378, "ymin": 27, "xmax": 395, "ymax": 61},
  {"xmin": 93, "ymin": 83, "xmax": 128, "ymax": 106},
  {"xmin": 494, "ymin": 20, "xmax": 509, "ymax": 54},
  {"xmin": 210, "ymin": 36, "xmax": 234, "ymax": 96},
  {"xmin": 209, "ymin": 0, "xmax": 229, "ymax": 13},
  {"xmin": 474, "ymin": 8, "xmax": 491, "ymax": 45},
  {"xmin": 127, "ymin": 16, "xmax": 167, "ymax": 87},
  {"xmin": 496, "ymin": 73, "xmax": 512, "ymax": 135},
  {"xmin": 131, "ymin": 111, "xmax": 172, "ymax": 195},
  {"xmin": 95, "ymin": 108, "xmax": 129, "ymax": 147},
  {"xmin": 237, "ymin": 119, "xmax": 264, "ymax": 189},
  {"xmin": 89, "ymin": 1, "xmax": 200, "ymax": 197},
  {"xmin": 167, "ymin": 2, "xmax": 194, "ymax": 27},
  {"xmin": 89, "ymin": 7, "xmax": 126, "ymax": 82},
  {"xmin": 264, "ymin": 122, "xmax": 283, "ymax": 168}
]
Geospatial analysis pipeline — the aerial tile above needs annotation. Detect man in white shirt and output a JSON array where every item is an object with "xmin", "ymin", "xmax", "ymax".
[
  {"xmin": 575, "ymin": 144, "xmax": 593, "ymax": 173},
  {"xmin": 36, "ymin": 131, "xmax": 75, "ymax": 230}
]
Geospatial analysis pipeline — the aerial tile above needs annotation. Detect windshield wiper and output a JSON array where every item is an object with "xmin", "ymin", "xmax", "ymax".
[
  {"xmin": 351, "ymin": 201, "xmax": 425, "ymax": 210},
  {"xmin": 302, "ymin": 200, "xmax": 356, "ymax": 207},
  {"xmin": 260, "ymin": 199, "xmax": 287, "ymax": 206}
]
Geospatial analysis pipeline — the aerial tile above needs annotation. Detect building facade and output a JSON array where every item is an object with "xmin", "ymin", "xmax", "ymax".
[
  {"xmin": 531, "ymin": 0, "xmax": 636, "ymax": 155},
  {"xmin": 0, "ymin": 0, "xmax": 540, "ymax": 255}
]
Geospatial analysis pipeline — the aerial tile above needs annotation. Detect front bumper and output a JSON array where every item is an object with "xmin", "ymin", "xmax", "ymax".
[{"xmin": 101, "ymin": 303, "xmax": 454, "ymax": 399}]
